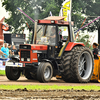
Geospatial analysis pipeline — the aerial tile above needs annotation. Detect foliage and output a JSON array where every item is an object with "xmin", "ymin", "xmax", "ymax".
[
  {"xmin": 1, "ymin": 0, "xmax": 100, "ymax": 32},
  {"xmin": 1, "ymin": 0, "xmax": 88, "ymax": 33},
  {"xmin": 75, "ymin": 32, "xmax": 93, "ymax": 49},
  {"xmin": 1, "ymin": 0, "xmax": 100, "ymax": 45},
  {"xmin": 1, "ymin": 0, "xmax": 63, "ymax": 33}
]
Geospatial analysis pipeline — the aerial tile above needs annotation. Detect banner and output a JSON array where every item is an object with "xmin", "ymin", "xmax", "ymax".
[
  {"xmin": 0, "ymin": 58, "xmax": 10, "ymax": 70},
  {"xmin": 59, "ymin": 0, "xmax": 72, "ymax": 21}
]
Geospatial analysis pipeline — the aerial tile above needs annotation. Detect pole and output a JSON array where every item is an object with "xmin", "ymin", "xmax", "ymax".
[
  {"xmin": 85, "ymin": 35, "xmax": 92, "ymax": 46},
  {"xmin": 74, "ymin": 16, "xmax": 100, "ymax": 34},
  {"xmin": 17, "ymin": 7, "xmax": 35, "ymax": 23},
  {"xmin": 75, "ymin": 18, "xmax": 86, "ymax": 40}
]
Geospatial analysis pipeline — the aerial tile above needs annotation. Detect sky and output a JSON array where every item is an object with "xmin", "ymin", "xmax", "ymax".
[{"xmin": 0, "ymin": 2, "xmax": 9, "ymax": 20}]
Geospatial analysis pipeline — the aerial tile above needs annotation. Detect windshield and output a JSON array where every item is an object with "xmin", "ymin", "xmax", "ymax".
[
  {"xmin": 34, "ymin": 25, "xmax": 56, "ymax": 45},
  {"xmin": 33, "ymin": 24, "xmax": 71, "ymax": 45}
]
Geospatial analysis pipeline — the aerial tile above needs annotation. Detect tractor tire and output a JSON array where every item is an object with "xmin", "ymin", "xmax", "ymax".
[
  {"xmin": 24, "ymin": 69, "xmax": 33, "ymax": 80},
  {"xmin": 24, "ymin": 68, "xmax": 37, "ymax": 80},
  {"xmin": 61, "ymin": 46, "xmax": 94, "ymax": 83},
  {"xmin": 37, "ymin": 62, "xmax": 53, "ymax": 83},
  {"xmin": 5, "ymin": 60, "xmax": 21, "ymax": 80}
]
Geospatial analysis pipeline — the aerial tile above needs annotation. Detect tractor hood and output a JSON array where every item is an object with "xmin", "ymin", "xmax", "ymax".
[
  {"xmin": 20, "ymin": 44, "xmax": 47, "ymax": 51},
  {"xmin": 31, "ymin": 44, "xmax": 47, "ymax": 50}
]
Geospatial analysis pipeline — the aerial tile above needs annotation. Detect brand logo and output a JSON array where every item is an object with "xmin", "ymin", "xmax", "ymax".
[{"xmin": 23, "ymin": 46, "xmax": 27, "ymax": 49}]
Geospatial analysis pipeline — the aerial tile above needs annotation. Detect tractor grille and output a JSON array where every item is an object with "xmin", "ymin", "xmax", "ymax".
[{"xmin": 21, "ymin": 51, "xmax": 30, "ymax": 61}]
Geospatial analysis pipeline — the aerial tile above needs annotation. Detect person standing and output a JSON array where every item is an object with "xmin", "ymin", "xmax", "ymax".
[
  {"xmin": 0, "ymin": 45, "xmax": 6, "ymax": 58},
  {"xmin": 11, "ymin": 45, "xmax": 17, "ymax": 55},
  {"xmin": 8, "ymin": 44, "xmax": 12, "ymax": 53},
  {"xmin": 92, "ymin": 42, "xmax": 99, "ymax": 59},
  {"xmin": 1, "ymin": 43, "xmax": 9, "ymax": 58}
]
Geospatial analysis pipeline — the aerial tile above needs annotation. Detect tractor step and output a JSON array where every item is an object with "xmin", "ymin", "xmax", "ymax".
[
  {"xmin": 57, "ymin": 63, "xmax": 64, "ymax": 73},
  {"xmin": 56, "ymin": 57, "xmax": 61, "ymax": 60}
]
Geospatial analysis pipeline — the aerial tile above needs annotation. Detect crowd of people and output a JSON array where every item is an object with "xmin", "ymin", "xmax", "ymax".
[{"xmin": 0, "ymin": 43, "xmax": 19, "ymax": 59}]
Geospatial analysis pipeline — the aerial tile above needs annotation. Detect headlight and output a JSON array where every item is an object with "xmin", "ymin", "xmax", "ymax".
[
  {"xmin": 32, "ymin": 50, "xmax": 42, "ymax": 53},
  {"xmin": 21, "ymin": 58, "xmax": 24, "ymax": 61},
  {"xmin": 27, "ymin": 58, "xmax": 30, "ymax": 61},
  {"xmin": 38, "ymin": 62, "xmax": 40, "ymax": 65}
]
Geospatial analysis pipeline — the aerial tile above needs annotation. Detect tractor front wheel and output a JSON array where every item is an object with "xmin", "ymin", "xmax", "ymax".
[
  {"xmin": 5, "ymin": 60, "xmax": 21, "ymax": 80},
  {"xmin": 37, "ymin": 62, "xmax": 53, "ymax": 83}
]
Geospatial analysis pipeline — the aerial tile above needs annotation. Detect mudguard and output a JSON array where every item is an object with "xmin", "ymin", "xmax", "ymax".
[
  {"xmin": 65, "ymin": 42, "xmax": 85, "ymax": 51},
  {"xmin": 58, "ymin": 42, "xmax": 84, "ymax": 57}
]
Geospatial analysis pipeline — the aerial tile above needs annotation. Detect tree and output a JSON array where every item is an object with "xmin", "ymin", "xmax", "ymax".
[
  {"xmin": 1, "ymin": 0, "xmax": 100, "ymax": 46},
  {"xmin": 76, "ymin": 33, "xmax": 93, "ymax": 49},
  {"xmin": 1, "ymin": 0, "xmax": 63, "ymax": 33}
]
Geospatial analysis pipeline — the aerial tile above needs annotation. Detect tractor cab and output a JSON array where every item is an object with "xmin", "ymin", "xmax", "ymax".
[{"xmin": 32, "ymin": 16, "xmax": 75, "ymax": 59}]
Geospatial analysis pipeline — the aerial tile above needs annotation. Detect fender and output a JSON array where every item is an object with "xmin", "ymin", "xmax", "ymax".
[
  {"xmin": 10, "ymin": 55, "xmax": 20, "ymax": 62},
  {"xmin": 42, "ymin": 59, "xmax": 57, "ymax": 69},
  {"xmin": 58, "ymin": 42, "xmax": 85, "ymax": 57},
  {"xmin": 65, "ymin": 42, "xmax": 85, "ymax": 51}
]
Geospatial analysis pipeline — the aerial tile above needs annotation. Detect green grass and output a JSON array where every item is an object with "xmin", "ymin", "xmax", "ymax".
[
  {"xmin": 0, "ymin": 85, "xmax": 100, "ymax": 90},
  {"xmin": 0, "ymin": 70, "xmax": 5, "ymax": 76}
]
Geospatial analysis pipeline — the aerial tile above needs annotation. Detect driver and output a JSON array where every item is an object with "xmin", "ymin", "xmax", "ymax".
[{"xmin": 49, "ymin": 27, "xmax": 56, "ymax": 43}]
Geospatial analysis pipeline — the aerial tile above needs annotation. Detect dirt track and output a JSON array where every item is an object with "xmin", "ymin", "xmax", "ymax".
[
  {"xmin": 1, "ymin": 76, "xmax": 100, "ymax": 99},
  {"xmin": 1, "ymin": 76, "xmax": 100, "ymax": 86},
  {"xmin": 1, "ymin": 89, "xmax": 100, "ymax": 100}
]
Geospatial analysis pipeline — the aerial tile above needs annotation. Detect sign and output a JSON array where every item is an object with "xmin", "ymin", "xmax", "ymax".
[
  {"xmin": 0, "ymin": 58, "xmax": 10, "ymax": 70},
  {"xmin": 59, "ymin": 0, "xmax": 72, "ymax": 21}
]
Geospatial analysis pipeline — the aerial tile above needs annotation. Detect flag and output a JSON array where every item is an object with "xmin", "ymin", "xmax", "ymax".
[
  {"xmin": 49, "ymin": 11, "xmax": 52, "ymax": 16},
  {"xmin": 59, "ymin": 0, "xmax": 72, "ymax": 21}
]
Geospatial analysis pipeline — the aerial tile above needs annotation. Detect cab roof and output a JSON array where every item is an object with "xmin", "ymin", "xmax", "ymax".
[
  {"xmin": 44, "ymin": 16, "xmax": 65, "ymax": 20},
  {"xmin": 38, "ymin": 16, "xmax": 73, "ymax": 25}
]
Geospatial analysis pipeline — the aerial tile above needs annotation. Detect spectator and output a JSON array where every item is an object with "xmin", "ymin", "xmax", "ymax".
[
  {"xmin": 92, "ymin": 42, "xmax": 99, "ymax": 59},
  {"xmin": 11, "ymin": 45, "xmax": 17, "ymax": 55},
  {"xmin": 0, "ymin": 45, "xmax": 6, "ymax": 58},
  {"xmin": 8, "ymin": 44, "xmax": 12, "ymax": 54},
  {"xmin": 14, "ymin": 49, "xmax": 20, "ymax": 55},
  {"xmin": 1, "ymin": 43, "xmax": 9, "ymax": 58}
]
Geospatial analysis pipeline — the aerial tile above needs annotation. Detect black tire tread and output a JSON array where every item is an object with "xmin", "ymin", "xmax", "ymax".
[
  {"xmin": 37, "ymin": 62, "xmax": 53, "ymax": 83},
  {"xmin": 61, "ymin": 46, "xmax": 94, "ymax": 83},
  {"xmin": 5, "ymin": 60, "xmax": 21, "ymax": 80}
]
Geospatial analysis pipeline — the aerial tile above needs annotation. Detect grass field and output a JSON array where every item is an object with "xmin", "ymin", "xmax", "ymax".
[
  {"xmin": 0, "ymin": 85, "xmax": 100, "ymax": 90},
  {"xmin": 0, "ymin": 70, "xmax": 100, "ymax": 90},
  {"xmin": 0, "ymin": 70, "xmax": 5, "ymax": 76}
]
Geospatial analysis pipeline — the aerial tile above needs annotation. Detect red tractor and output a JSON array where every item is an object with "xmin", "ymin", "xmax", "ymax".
[{"xmin": 5, "ymin": 16, "xmax": 94, "ymax": 83}]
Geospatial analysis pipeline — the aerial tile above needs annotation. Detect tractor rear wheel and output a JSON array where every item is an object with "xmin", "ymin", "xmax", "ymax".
[
  {"xmin": 37, "ymin": 62, "xmax": 53, "ymax": 83},
  {"xmin": 5, "ymin": 60, "xmax": 21, "ymax": 80},
  {"xmin": 61, "ymin": 46, "xmax": 94, "ymax": 83}
]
